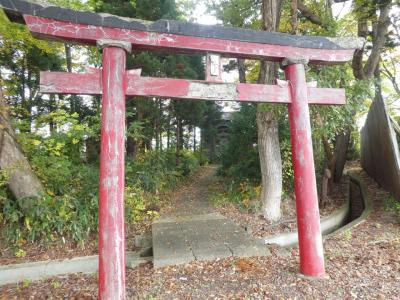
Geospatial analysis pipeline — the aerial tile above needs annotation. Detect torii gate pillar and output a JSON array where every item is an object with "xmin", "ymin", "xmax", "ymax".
[
  {"xmin": 283, "ymin": 58, "xmax": 325, "ymax": 277},
  {"xmin": 97, "ymin": 40, "xmax": 131, "ymax": 300}
]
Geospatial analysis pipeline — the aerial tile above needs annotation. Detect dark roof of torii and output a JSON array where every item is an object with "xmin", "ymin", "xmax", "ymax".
[{"xmin": 0, "ymin": 0, "xmax": 364, "ymax": 51}]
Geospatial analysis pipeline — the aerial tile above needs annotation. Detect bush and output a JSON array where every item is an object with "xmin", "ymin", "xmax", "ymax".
[
  {"xmin": 0, "ymin": 163, "xmax": 99, "ymax": 245},
  {"xmin": 1, "ymin": 193, "xmax": 98, "ymax": 245},
  {"xmin": 209, "ymin": 179, "xmax": 261, "ymax": 212},
  {"xmin": 177, "ymin": 150, "xmax": 201, "ymax": 176},
  {"xmin": 0, "ymin": 148, "xmax": 201, "ymax": 247},
  {"xmin": 193, "ymin": 151, "xmax": 209, "ymax": 166}
]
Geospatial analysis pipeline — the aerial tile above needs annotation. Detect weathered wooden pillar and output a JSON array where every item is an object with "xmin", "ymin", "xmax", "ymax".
[
  {"xmin": 97, "ymin": 40, "xmax": 131, "ymax": 299},
  {"xmin": 283, "ymin": 57, "xmax": 325, "ymax": 278}
]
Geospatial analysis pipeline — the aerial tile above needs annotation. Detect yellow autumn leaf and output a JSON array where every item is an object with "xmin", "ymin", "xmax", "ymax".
[{"xmin": 32, "ymin": 140, "xmax": 41, "ymax": 146}]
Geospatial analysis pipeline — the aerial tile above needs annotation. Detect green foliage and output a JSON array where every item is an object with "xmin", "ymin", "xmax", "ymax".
[
  {"xmin": 136, "ymin": 0, "xmax": 179, "ymax": 20},
  {"xmin": 219, "ymin": 104, "xmax": 259, "ymax": 181},
  {"xmin": 125, "ymin": 186, "xmax": 159, "ymax": 223},
  {"xmin": 209, "ymin": 179, "xmax": 261, "ymax": 212},
  {"xmin": 219, "ymin": 104, "xmax": 294, "ymax": 192},
  {"xmin": 193, "ymin": 151, "xmax": 209, "ymax": 166},
  {"xmin": 206, "ymin": 0, "xmax": 260, "ymax": 28},
  {"xmin": 125, "ymin": 150, "xmax": 201, "ymax": 192},
  {"xmin": 1, "ymin": 189, "xmax": 98, "ymax": 244},
  {"xmin": 0, "ymin": 149, "xmax": 201, "ymax": 247},
  {"xmin": 385, "ymin": 196, "xmax": 400, "ymax": 220},
  {"xmin": 124, "ymin": 150, "xmax": 201, "ymax": 224}
]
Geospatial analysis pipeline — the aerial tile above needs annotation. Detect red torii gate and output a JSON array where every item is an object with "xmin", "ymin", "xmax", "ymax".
[{"xmin": 0, "ymin": 1, "xmax": 364, "ymax": 299}]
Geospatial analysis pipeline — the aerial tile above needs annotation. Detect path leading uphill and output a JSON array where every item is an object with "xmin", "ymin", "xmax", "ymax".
[{"xmin": 152, "ymin": 166, "xmax": 270, "ymax": 267}]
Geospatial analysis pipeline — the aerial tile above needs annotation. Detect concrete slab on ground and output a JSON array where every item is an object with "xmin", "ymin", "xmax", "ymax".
[
  {"xmin": 152, "ymin": 213, "xmax": 270, "ymax": 268},
  {"xmin": 152, "ymin": 167, "xmax": 270, "ymax": 268}
]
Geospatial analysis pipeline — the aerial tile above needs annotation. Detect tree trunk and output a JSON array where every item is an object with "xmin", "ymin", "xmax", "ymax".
[
  {"xmin": 177, "ymin": 117, "xmax": 184, "ymax": 151},
  {"xmin": 49, "ymin": 94, "xmax": 57, "ymax": 134},
  {"xmin": 126, "ymin": 99, "xmax": 136, "ymax": 157},
  {"xmin": 64, "ymin": 43, "xmax": 77, "ymax": 114},
  {"xmin": 86, "ymin": 137, "xmax": 100, "ymax": 163},
  {"xmin": 257, "ymin": 109, "xmax": 283, "ymax": 221},
  {"xmin": 126, "ymin": 137, "xmax": 136, "ymax": 158},
  {"xmin": 257, "ymin": 0, "xmax": 283, "ymax": 222},
  {"xmin": 136, "ymin": 100, "xmax": 145, "ymax": 153},
  {"xmin": 0, "ymin": 88, "xmax": 44, "ymax": 204},
  {"xmin": 321, "ymin": 168, "xmax": 331, "ymax": 206},
  {"xmin": 238, "ymin": 59, "xmax": 246, "ymax": 83},
  {"xmin": 159, "ymin": 99, "xmax": 163, "ymax": 151},
  {"xmin": 290, "ymin": 0, "xmax": 298, "ymax": 34},
  {"xmin": 193, "ymin": 126, "xmax": 196, "ymax": 151},
  {"xmin": 333, "ymin": 127, "xmax": 351, "ymax": 183},
  {"xmin": 176, "ymin": 116, "xmax": 183, "ymax": 164},
  {"xmin": 352, "ymin": 1, "xmax": 391, "ymax": 80},
  {"xmin": 166, "ymin": 104, "xmax": 171, "ymax": 149}
]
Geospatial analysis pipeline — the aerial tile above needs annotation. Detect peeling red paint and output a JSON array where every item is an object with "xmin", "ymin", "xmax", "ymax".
[
  {"xmin": 285, "ymin": 63, "xmax": 325, "ymax": 278},
  {"xmin": 24, "ymin": 15, "xmax": 355, "ymax": 64},
  {"xmin": 40, "ymin": 71, "xmax": 346, "ymax": 105},
  {"xmin": 98, "ymin": 47, "xmax": 126, "ymax": 299}
]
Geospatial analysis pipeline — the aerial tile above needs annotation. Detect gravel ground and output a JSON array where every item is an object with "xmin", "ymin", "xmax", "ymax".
[{"xmin": 0, "ymin": 168, "xmax": 399, "ymax": 299}]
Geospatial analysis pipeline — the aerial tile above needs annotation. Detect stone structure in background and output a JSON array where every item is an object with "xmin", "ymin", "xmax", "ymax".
[
  {"xmin": 361, "ymin": 95, "xmax": 400, "ymax": 201},
  {"xmin": 215, "ymin": 112, "xmax": 234, "ymax": 156},
  {"xmin": 201, "ymin": 111, "xmax": 233, "ymax": 162}
]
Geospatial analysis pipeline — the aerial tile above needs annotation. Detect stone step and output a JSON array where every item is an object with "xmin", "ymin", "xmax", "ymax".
[{"xmin": 152, "ymin": 213, "xmax": 270, "ymax": 268}]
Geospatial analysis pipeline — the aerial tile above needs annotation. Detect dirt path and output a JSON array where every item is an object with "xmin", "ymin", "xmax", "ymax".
[
  {"xmin": 161, "ymin": 165, "xmax": 218, "ymax": 217},
  {"xmin": 152, "ymin": 165, "xmax": 269, "ymax": 268}
]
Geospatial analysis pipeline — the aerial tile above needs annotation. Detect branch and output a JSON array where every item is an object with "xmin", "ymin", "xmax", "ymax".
[
  {"xmin": 381, "ymin": 59, "xmax": 400, "ymax": 95},
  {"xmin": 291, "ymin": 0, "xmax": 298, "ymax": 34},
  {"xmin": 298, "ymin": 1, "xmax": 324, "ymax": 27},
  {"xmin": 352, "ymin": 18, "xmax": 368, "ymax": 79},
  {"xmin": 352, "ymin": 1, "xmax": 392, "ymax": 80},
  {"xmin": 363, "ymin": 4, "xmax": 391, "ymax": 78}
]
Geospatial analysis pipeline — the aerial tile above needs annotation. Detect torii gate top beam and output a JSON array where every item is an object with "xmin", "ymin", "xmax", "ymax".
[{"xmin": 1, "ymin": 0, "xmax": 363, "ymax": 64}]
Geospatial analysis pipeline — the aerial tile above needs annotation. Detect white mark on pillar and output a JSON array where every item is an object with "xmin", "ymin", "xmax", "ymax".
[
  {"xmin": 188, "ymin": 82, "xmax": 237, "ymax": 100},
  {"xmin": 315, "ymin": 231, "xmax": 324, "ymax": 259},
  {"xmin": 297, "ymin": 148, "xmax": 305, "ymax": 167},
  {"xmin": 102, "ymin": 175, "xmax": 119, "ymax": 188}
]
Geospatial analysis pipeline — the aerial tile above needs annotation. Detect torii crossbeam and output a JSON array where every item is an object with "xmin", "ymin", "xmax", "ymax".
[{"xmin": 0, "ymin": 1, "xmax": 364, "ymax": 299}]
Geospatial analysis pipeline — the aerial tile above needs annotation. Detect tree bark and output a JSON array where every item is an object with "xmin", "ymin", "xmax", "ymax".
[
  {"xmin": 193, "ymin": 126, "xmax": 196, "ymax": 151},
  {"xmin": 352, "ymin": 1, "xmax": 391, "ymax": 80},
  {"xmin": 291, "ymin": 0, "xmax": 298, "ymax": 34},
  {"xmin": 64, "ymin": 43, "xmax": 77, "ymax": 114},
  {"xmin": 297, "ymin": 1, "xmax": 324, "ymax": 27},
  {"xmin": 126, "ymin": 99, "xmax": 136, "ymax": 157},
  {"xmin": 238, "ymin": 59, "xmax": 247, "ymax": 83},
  {"xmin": 86, "ymin": 137, "xmax": 100, "ymax": 163},
  {"xmin": 159, "ymin": 99, "xmax": 163, "ymax": 151},
  {"xmin": 49, "ymin": 94, "xmax": 57, "ymax": 134},
  {"xmin": 167, "ymin": 116, "xmax": 171, "ymax": 149},
  {"xmin": 333, "ymin": 127, "xmax": 351, "ymax": 183},
  {"xmin": 257, "ymin": 109, "xmax": 283, "ymax": 221},
  {"xmin": 321, "ymin": 168, "xmax": 331, "ymax": 206},
  {"xmin": 0, "ymin": 84, "xmax": 44, "ymax": 203},
  {"xmin": 176, "ymin": 115, "xmax": 183, "ymax": 164},
  {"xmin": 257, "ymin": 0, "xmax": 283, "ymax": 222}
]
